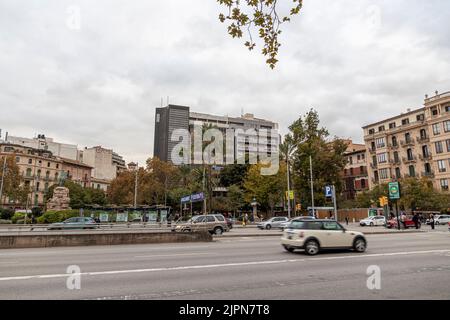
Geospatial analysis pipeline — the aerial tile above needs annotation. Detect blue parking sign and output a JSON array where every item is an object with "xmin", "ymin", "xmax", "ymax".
[{"xmin": 325, "ymin": 186, "xmax": 333, "ymax": 198}]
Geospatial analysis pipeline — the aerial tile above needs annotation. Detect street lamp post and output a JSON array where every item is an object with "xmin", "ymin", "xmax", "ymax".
[
  {"xmin": 309, "ymin": 155, "xmax": 315, "ymax": 217},
  {"xmin": 133, "ymin": 162, "xmax": 138, "ymax": 209}
]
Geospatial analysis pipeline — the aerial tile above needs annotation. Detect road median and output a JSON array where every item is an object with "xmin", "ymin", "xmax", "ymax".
[{"xmin": 0, "ymin": 231, "xmax": 212, "ymax": 249}]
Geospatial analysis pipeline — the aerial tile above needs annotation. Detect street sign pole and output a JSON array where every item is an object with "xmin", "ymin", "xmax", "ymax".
[
  {"xmin": 332, "ymin": 185, "xmax": 338, "ymax": 221},
  {"xmin": 396, "ymin": 200, "xmax": 400, "ymax": 230}
]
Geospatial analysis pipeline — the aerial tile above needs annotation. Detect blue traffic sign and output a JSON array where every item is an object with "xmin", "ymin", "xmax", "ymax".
[{"xmin": 325, "ymin": 186, "xmax": 333, "ymax": 198}]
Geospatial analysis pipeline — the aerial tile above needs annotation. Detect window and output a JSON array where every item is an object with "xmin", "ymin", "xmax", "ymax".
[
  {"xmin": 446, "ymin": 139, "xmax": 450, "ymax": 152},
  {"xmin": 206, "ymin": 216, "xmax": 215, "ymax": 222},
  {"xmin": 35, "ymin": 182, "xmax": 40, "ymax": 192},
  {"xmin": 378, "ymin": 125, "xmax": 385, "ymax": 132},
  {"xmin": 379, "ymin": 168, "xmax": 389, "ymax": 179},
  {"xmin": 37, "ymin": 169, "xmax": 41, "ymax": 177},
  {"xmin": 416, "ymin": 114, "xmax": 424, "ymax": 121},
  {"xmin": 435, "ymin": 141, "xmax": 443, "ymax": 154},
  {"xmin": 432, "ymin": 123, "xmax": 441, "ymax": 135},
  {"xmin": 56, "ymin": 164, "xmax": 59, "ymax": 169},
  {"xmin": 445, "ymin": 106, "xmax": 450, "ymax": 112},
  {"xmin": 407, "ymin": 148, "xmax": 413, "ymax": 160},
  {"xmin": 322, "ymin": 222, "xmax": 343, "ymax": 231},
  {"xmin": 368, "ymin": 129, "xmax": 375, "ymax": 135},
  {"xmin": 395, "ymin": 167, "xmax": 401, "ymax": 178},
  {"xmin": 441, "ymin": 179, "xmax": 449, "ymax": 191},
  {"xmin": 444, "ymin": 121, "xmax": 450, "ymax": 132},
  {"xmin": 389, "ymin": 122, "xmax": 396, "ymax": 129},
  {"xmin": 361, "ymin": 179, "xmax": 366, "ymax": 189},
  {"xmin": 361, "ymin": 154, "xmax": 365, "ymax": 160},
  {"xmin": 357, "ymin": 155, "xmax": 360, "ymax": 161},
  {"xmin": 437, "ymin": 160, "xmax": 446, "ymax": 173},
  {"xmin": 402, "ymin": 118, "xmax": 410, "ymax": 125},
  {"xmin": 422, "ymin": 145, "xmax": 429, "ymax": 157},
  {"xmin": 349, "ymin": 156, "xmax": 353, "ymax": 164},
  {"xmin": 405, "ymin": 133, "xmax": 411, "ymax": 143},
  {"xmin": 28, "ymin": 159, "xmax": 32, "ymax": 164},
  {"xmin": 15, "ymin": 157, "xmax": 20, "ymax": 163},
  {"xmin": 371, "ymin": 141, "xmax": 376, "ymax": 151},
  {"xmin": 46, "ymin": 171, "xmax": 50, "ymax": 178},
  {"xmin": 424, "ymin": 163, "xmax": 431, "ymax": 174},
  {"xmin": 393, "ymin": 151, "xmax": 399, "ymax": 163},
  {"xmin": 392, "ymin": 136, "xmax": 397, "ymax": 146},
  {"xmin": 47, "ymin": 162, "xmax": 51, "ymax": 167},
  {"xmin": 377, "ymin": 153, "xmax": 387, "ymax": 163},
  {"xmin": 420, "ymin": 129, "xmax": 427, "ymax": 139},
  {"xmin": 409, "ymin": 165, "xmax": 415, "ymax": 177},
  {"xmin": 156, "ymin": 113, "xmax": 160, "ymax": 123},
  {"xmin": 26, "ymin": 168, "xmax": 32, "ymax": 177},
  {"xmin": 431, "ymin": 107, "xmax": 438, "ymax": 116},
  {"xmin": 375, "ymin": 138, "xmax": 385, "ymax": 148}
]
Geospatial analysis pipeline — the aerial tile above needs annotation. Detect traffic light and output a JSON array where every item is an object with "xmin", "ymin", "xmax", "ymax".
[{"xmin": 379, "ymin": 196, "xmax": 388, "ymax": 207}]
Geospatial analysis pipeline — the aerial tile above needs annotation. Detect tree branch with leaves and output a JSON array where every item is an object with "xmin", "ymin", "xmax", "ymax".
[{"xmin": 217, "ymin": 0, "xmax": 303, "ymax": 69}]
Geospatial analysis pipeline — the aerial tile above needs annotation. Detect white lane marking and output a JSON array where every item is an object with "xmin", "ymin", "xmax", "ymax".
[
  {"xmin": 134, "ymin": 252, "xmax": 216, "ymax": 258},
  {"xmin": 1, "ymin": 249, "xmax": 449, "ymax": 282}
]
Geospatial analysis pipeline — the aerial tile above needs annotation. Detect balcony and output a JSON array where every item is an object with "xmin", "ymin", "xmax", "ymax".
[
  {"xmin": 422, "ymin": 171, "xmax": 435, "ymax": 178},
  {"xmin": 400, "ymin": 140, "xmax": 415, "ymax": 147},
  {"xmin": 419, "ymin": 153, "xmax": 433, "ymax": 161},
  {"xmin": 416, "ymin": 136, "xmax": 429, "ymax": 144},
  {"xmin": 387, "ymin": 143, "xmax": 399, "ymax": 150},
  {"xmin": 389, "ymin": 158, "xmax": 401, "ymax": 165},
  {"xmin": 402, "ymin": 156, "xmax": 417, "ymax": 164}
]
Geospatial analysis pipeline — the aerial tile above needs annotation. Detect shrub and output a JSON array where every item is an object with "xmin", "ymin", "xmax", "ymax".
[
  {"xmin": 37, "ymin": 210, "xmax": 86, "ymax": 224},
  {"xmin": 11, "ymin": 212, "xmax": 25, "ymax": 224},
  {"xmin": 0, "ymin": 219, "xmax": 12, "ymax": 224},
  {"xmin": 0, "ymin": 208, "xmax": 14, "ymax": 220}
]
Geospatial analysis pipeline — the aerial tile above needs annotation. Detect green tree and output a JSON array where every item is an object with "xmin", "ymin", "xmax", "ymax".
[
  {"xmin": 243, "ymin": 162, "xmax": 287, "ymax": 214},
  {"xmin": 0, "ymin": 155, "xmax": 23, "ymax": 205},
  {"xmin": 219, "ymin": 164, "xmax": 249, "ymax": 187},
  {"xmin": 226, "ymin": 184, "xmax": 245, "ymax": 216},
  {"xmin": 217, "ymin": 0, "xmax": 303, "ymax": 68},
  {"xmin": 288, "ymin": 109, "xmax": 349, "ymax": 209}
]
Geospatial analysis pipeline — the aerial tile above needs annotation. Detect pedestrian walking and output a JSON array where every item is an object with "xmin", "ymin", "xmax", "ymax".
[
  {"xmin": 429, "ymin": 213, "xmax": 435, "ymax": 230},
  {"xmin": 412, "ymin": 213, "xmax": 420, "ymax": 229},
  {"xmin": 400, "ymin": 212, "xmax": 407, "ymax": 229},
  {"xmin": 345, "ymin": 216, "xmax": 349, "ymax": 225}
]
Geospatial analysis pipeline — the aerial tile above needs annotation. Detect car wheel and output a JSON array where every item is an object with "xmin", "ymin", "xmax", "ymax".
[
  {"xmin": 266, "ymin": 224, "xmax": 272, "ymax": 230},
  {"xmin": 354, "ymin": 238, "xmax": 367, "ymax": 253},
  {"xmin": 304, "ymin": 240, "xmax": 319, "ymax": 256},
  {"xmin": 370, "ymin": 222, "xmax": 374, "ymax": 226},
  {"xmin": 435, "ymin": 221, "xmax": 440, "ymax": 225},
  {"xmin": 283, "ymin": 245, "xmax": 295, "ymax": 253},
  {"xmin": 214, "ymin": 227, "xmax": 223, "ymax": 235}
]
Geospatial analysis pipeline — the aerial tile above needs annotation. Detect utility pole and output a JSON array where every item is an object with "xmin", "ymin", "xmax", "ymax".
[
  {"xmin": 0, "ymin": 155, "xmax": 7, "ymax": 208},
  {"xmin": 286, "ymin": 157, "xmax": 291, "ymax": 219},
  {"xmin": 133, "ymin": 162, "xmax": 138, "ymax": 208},
  {"xmin": 309, "ymin": 155, "xmax": 315, "ymax": 217}
]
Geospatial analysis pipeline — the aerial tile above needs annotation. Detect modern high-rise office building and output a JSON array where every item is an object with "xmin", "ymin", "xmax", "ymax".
[
  {"xmin": 153, "ymin": 104, "xmax": 279, "ymax": 164},
  {"xmin": 363, "ymin": 90, "xmax": 450, "ymax": 192}
]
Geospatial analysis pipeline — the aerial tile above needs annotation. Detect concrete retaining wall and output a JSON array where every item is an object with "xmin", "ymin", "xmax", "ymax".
[{"xmin": 0, "ymin": 231, "xmax": 212, "ymax": 249}]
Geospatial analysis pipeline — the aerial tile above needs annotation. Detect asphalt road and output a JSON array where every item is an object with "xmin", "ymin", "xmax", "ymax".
[{"xmin": 0, "ymin": 232, "xmax": 449, "ymax": 300}]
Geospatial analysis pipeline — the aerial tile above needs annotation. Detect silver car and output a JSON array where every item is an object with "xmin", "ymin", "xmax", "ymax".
[
  {"xmin": 48, "ymin": 217, "xmax": 99, "ymax": 230},
  {"xmin": 257, "ymin": 217, "xmax": 289, "ymax": 230}
]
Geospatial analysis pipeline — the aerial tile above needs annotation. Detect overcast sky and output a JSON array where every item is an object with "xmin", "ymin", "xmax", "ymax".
[{"xmin": 1, "ymin": 0, "xmax": 450, "ymax": 165}]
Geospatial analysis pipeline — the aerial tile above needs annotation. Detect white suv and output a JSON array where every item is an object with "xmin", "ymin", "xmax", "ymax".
[{"xmin": 281, "ymin": 219, "xmax": 367, "ymax": 255}]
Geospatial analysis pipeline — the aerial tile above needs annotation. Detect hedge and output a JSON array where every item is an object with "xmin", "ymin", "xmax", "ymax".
[{"xmin": 37, "ymin": 210, "xmax": 87, "ymax": 224}]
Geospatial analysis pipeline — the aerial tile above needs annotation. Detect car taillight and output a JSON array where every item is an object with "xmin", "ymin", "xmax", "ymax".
[{"xmin": 299, "ymin": 232, "xmax": 304, "ymax": 238}]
